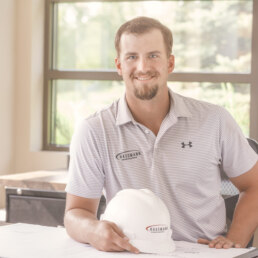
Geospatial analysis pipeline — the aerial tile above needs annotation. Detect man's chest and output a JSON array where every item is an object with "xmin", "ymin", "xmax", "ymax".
[{"xmin": 102, "ymin": 123, "xmax": 221, "ymax": 190}]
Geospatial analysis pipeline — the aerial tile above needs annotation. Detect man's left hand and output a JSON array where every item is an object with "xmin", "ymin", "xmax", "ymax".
[{"xmin": 198, "ymin": 236, "xmax": 242, "ymax": 249}]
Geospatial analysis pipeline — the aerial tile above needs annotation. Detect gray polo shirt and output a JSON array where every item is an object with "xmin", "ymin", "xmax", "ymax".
[{"xmin": 66, "ymin": 89, "xmax": 257, "ymax": 242}]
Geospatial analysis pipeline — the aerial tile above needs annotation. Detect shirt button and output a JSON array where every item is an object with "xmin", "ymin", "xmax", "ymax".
[{"xmin": 145, "ymin": 129, "xmax": 149, "ymax": 134}]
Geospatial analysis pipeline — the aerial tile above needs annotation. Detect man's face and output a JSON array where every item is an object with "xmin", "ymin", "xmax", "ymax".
[{"xmin": 115, "ymin": 29, "xmax": 174, "ymax": 100}]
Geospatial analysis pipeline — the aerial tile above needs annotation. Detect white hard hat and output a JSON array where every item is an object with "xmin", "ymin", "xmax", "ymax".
[{"xmin": 101, "ymin": 189, "xmax": 175, "ymax": 254}]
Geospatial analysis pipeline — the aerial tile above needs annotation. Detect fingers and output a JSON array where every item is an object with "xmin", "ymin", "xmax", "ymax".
[
  {"xmin": 107, "ymin": 243, "xmax": 125, "ymax": 252},
  {"xmin": 198, "ymin": 238, "xmax": 210, "ymax": 245},
  {"xmin": 111, "ymin": 222, "xmax": 126, "ymax": 238},
  {"xmin": 91, "ymin": 220, "xmax": 139, "ymax": 253},
  {"xmin": 209, "ymin": 236, "xmax": 239, "ymax": 249},
  {"xmin": 110, "ymin": 223, "xmax": 139, "ymax": 253},
  {"xmin": 198, "ymin": 236, "xmax": 242, "ymax": 249},
  {"xmin": 113, "ymin": 235, "xmax": 139, "ymax": 253}
]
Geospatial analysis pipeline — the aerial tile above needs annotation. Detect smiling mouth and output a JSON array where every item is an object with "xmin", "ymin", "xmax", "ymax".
[{"xmin": 135, "ymin": 75, "xmax": 154, "ymax": 81}]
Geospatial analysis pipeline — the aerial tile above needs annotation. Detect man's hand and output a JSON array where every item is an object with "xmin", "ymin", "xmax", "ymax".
[
  {"xmin": 89, "ymin": 220, "xmax": 139, "ymax": 253},
  {"xmin": 198, "ymin": 236, "xmax": 242, "ymax": 249},
  {"xmin": 64, "ymin": 195, "xmax": 139, "ymax": 253}
]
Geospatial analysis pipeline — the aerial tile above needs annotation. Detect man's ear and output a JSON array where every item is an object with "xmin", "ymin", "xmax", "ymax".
[
  {"xmin": 115, "ymin": 57, "xmax": 122, "ymax": 76},
  {"xmin": 168, "ymin": 54, "xmax": 175, "ymax": 74}
]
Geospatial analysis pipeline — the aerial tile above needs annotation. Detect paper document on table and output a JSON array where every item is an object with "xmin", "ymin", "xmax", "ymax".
[
  {"xmin": 0, "ymin": 223, "xmax": 255, "ymax": 258},
  {"xmin": 172, "ymin": 241, "xmax": 256, "ymax": 258}
]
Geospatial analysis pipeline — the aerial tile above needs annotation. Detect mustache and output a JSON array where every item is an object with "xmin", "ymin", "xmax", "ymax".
[{"xmin": 131, "ymin": 71, "xmax": 159, "ymax": 78}]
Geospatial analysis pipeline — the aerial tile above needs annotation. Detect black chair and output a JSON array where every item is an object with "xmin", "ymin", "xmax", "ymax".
[
  {"xmin": 221, "ymin": 138, "xmax": 258, "ymax": 247},
  {"xmin": 5, "ymin": 187, "xmax": 66, "ymax": 226},
  {"xmin": 5, "ymin": 187, "xmax": 106, "ymax": 226}
]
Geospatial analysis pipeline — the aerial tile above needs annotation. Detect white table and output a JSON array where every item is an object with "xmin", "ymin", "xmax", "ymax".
[{"xmin": 0, "ymin": 223, "xmax": 256, "ymax": 258}]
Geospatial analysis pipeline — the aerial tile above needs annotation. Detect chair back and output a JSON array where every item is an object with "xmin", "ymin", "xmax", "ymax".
[{"xmin": 222, "ymin": 137, "xmax": 258, "ymax": 247}]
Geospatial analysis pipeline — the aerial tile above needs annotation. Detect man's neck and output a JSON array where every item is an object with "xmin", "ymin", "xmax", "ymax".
[{"xmin": 126, "ymin": 89, "xmax": 170, "ymax": 136}]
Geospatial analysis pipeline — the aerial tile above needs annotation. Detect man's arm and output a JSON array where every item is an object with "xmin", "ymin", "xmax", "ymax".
[
  {"xmin": 198, "ymin": 161, "xmax": 258, "ymax": 248},
  {"xmin": 64, "ymin": 193, "xmax": 139, "ymax": 253}
]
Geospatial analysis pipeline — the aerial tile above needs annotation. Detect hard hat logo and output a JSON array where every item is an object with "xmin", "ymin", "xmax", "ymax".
[
  {"xmin": 101, "ymin": 188, "xmax": 176, "ymax": 254},
  {"xmin": 146, "ymin": 225, "xmax": 169, "ymax": 233}
]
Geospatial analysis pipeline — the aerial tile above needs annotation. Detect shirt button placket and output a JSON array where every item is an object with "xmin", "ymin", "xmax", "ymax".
[{"xmin": 145, "ymin": 129, "xmax": 150, "ymax": 134}]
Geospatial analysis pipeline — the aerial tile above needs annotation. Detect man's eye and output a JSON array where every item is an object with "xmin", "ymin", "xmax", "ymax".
[
  {"xmin": 150, "ymin": 54, "xmax": 158, "ymax": 58},
  {"xmin": 128, "ymin": 56, "xmax": 137, "ymax": 60}
]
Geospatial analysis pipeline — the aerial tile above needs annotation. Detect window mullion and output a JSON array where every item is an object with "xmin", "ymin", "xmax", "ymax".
[
  {"xmin": 47, "ymin": 70, "xmax": 251, "ymax": 83},
  {"xmin": 250, "ymin": 0, "xmax": 258, "ymax": 140}
]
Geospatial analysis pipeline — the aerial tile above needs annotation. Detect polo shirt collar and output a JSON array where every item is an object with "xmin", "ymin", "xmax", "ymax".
[
  {"xmin": 168, "ymin": 88, "xmax": 192, "ymax": 119},
  {"xmin": 115, "ymin": 89, "xmax": 192, "ymax": 126},
  {"xmin": 116, "ymin": 93, "xmax": 136, "ymax": 126}
]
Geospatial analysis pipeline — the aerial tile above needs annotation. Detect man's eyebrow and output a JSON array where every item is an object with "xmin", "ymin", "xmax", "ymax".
[
  {"xmin": 148, "ymin": 51, "xmax": 161, "ymax": 55},
  {"xmin": 125, "ymin": 51, "xmax": 161, "ymax": 56},
  {"xmin": 125, "ymin": 52, "xmax": 138, "ymax": 56}
]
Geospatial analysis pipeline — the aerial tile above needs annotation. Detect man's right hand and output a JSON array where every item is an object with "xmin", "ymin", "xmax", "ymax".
[
  {"xmin": 89, "ymin": 220, "xmax": 139, "ymax": 253},
  {"xmin": 64, "ymin": 194, "xmax": 139, "ymax": 253}
]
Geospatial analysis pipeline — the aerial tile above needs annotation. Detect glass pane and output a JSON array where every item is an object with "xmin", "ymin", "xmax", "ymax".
[
  {"xmin": 50, "ymin": 80, "xmax": 124, "ymax": 146},
  {"xmin": 55, "ymin": 0, "xmax": 252, "ymax": 73},
  {"xmin": 50, "ymin": 80, "xmax": 250, "ymax": 146},
  {"xmin": 168, "ymin": 82, "xmax": 250, "ymax": 136}
]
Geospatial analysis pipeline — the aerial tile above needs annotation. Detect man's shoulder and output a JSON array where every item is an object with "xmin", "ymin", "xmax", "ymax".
[
  {"xmin": 84, "ymin": 99, "xmax": 119, "ymax": 127},
  {"xmin": 73, "ymin": 100, "xmax": 119, "ymax": 142},
  {"xmin": 174, "ymin": 92, "xmax": 226, "ymax": 116}
]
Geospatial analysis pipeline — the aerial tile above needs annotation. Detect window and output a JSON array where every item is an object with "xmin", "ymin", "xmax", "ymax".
[{"xmin": 43, "ymin": 0, "xmax": 258, "ymax": 151}]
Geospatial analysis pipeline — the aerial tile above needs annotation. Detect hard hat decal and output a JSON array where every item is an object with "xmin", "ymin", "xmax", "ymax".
[
  {"xmin": 146, "ymin": 225, "xmax": 169, "ymax": 233},
  {"xmin": 101, "ymin": 188, "xmax": 176, "ymax": 254}
]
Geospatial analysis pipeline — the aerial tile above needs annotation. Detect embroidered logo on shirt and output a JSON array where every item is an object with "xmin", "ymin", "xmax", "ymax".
[
  {"xmin": 181, "ymin": 141, "xmax": 193, "ymax": 148},
  {"xmin": 116, "ymin": 150, "xmax": 142, "ymax": 161}
]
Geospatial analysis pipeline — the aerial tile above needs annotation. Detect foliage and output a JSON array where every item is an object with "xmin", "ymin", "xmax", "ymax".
[
  {"xmin": 54, "ymin": 112, "xmax": 73, "ymax": 146},
  {"xmin": 170, "ymin": 82, "xmax": 250, "ymax": 136},
  {"xmin": 52, "ymin": 0, "xmax": 252, "ymax": 145}
]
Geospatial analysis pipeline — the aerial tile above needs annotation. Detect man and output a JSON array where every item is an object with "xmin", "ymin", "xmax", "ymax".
[{"xmin": 64, "ymin": 17, "xmax": 258, "ymax": 253}]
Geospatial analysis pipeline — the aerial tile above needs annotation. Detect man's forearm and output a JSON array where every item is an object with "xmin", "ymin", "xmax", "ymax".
[
  {"xmin": 64, "ymin": 208, "xmax": 98, "ymax": 244},
  {"xmin": 226, "ymin": 188, "xmax": 258, "ymax": 247},
  {"xmin": 64, "ymin": 207, "xmax": 139, "ymax": 253}
]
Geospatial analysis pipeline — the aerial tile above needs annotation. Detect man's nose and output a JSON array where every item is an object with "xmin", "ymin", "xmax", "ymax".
[{"xmin": 136, "ymin": 57, "xmax": 149, "ymax": 73}]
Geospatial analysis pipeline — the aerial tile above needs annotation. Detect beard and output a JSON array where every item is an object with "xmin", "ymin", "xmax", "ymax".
[
  {"xmin": 132, "ymin": 71, "xmax": 159, "ymax": 100},
  {"xmin": 134, "ymin": 83, "xmax": 158, "ymax": 100}
]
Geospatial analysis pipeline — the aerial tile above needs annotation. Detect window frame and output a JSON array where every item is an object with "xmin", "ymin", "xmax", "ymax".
[{"xmin": 43, "ymin": 0, "xmax": 258, "ymax": 151}]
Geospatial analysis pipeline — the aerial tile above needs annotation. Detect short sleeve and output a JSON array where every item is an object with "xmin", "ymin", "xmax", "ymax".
[
  {"xmin": 219, "ymin": 108, "xmax": 257, "ymax": 178},
  {"xmin": 65, "ymin": 119, "xmax": 104, "ymax": 198}
]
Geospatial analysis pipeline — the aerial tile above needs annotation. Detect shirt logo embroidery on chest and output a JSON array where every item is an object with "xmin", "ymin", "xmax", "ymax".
[
  {"xmin": 116, "ymin": 150, "xmax": 142, "ymax": 161},
  {"xmin": 181, "ymin": 141, "xmax": 193, "ymax": 148}
]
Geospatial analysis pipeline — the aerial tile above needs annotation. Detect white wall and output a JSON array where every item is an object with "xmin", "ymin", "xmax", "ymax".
[
  {"xmin": 0, "ymin": 0, "xmax": 16, "ymax": 174},
  {"xmin": 0, "ymin": 0, "xmax": 67, "ymax": 175}
]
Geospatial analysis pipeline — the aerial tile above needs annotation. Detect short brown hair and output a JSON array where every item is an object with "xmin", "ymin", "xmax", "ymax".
[{"xmin": 115, "ymin": 16, "xmax": 173, "ymax": 57}]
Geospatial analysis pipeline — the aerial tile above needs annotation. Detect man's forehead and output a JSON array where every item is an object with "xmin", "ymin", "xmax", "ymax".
[
  {"xmin": 119, "ymin": 29, "xmax": 165, "ymax": 53},
  {"xmin": 121, "ymin": 29, "xmax": 163, "ymax": 41}
]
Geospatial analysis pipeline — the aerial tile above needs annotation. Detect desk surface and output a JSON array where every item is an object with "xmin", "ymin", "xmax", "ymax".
[
  {"xmin": 0, "ymin": 170, "xmax": 68, "ymax": 208},
  {"xmin": 0, "ymin": 170, "xmax": 68, "ymax": 191},
  {"xmin": 0, "ymin": 223, "xmax": 256, "ymax": 258}
]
